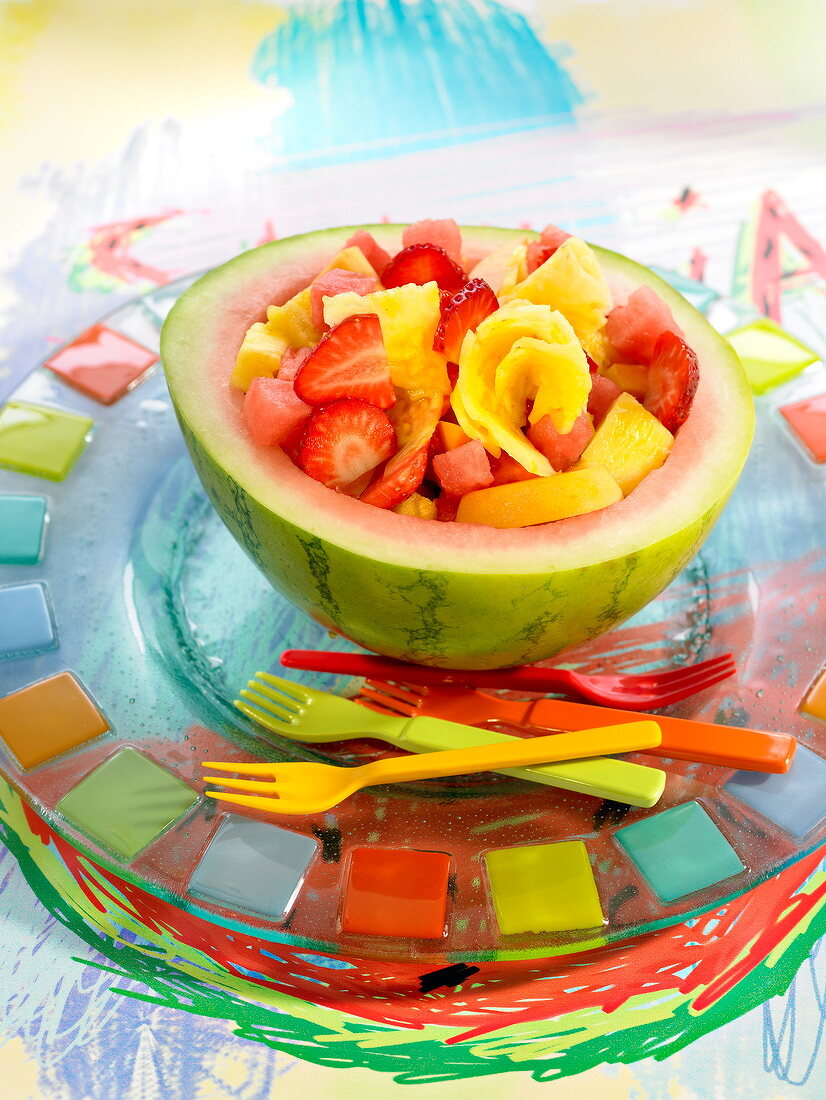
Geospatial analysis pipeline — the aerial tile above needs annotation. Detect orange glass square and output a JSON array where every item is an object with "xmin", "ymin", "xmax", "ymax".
[
  {"xmin": 802, "ymin": 667, "xmax": 826, "ymax": 723},
  {"xmin": 0, "ymin": 671, "xmax": 109, "ymax": 769},
  {"xmin": 342, "ymin": 848, "xmax": 451, "ymax": 938}
]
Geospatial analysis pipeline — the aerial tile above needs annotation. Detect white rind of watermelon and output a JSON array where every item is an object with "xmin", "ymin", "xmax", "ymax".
[{"xmin": 161, "ymin": 225, "xmax": 754, "ymax": 668}]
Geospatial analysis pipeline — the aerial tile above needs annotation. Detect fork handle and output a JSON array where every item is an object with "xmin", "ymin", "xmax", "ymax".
[
  {"xmin": 359, "ymin": 718, "xmax": 662, "ymax": 783},
  {"xmin": 527, "ymin": 699, "xmax": 796, "ymax": 773}
]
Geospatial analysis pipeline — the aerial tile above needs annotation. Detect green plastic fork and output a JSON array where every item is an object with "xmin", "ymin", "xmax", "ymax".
[{"xmin": 233, "ymin": 671, "xmax": 666, "ymax": 807}]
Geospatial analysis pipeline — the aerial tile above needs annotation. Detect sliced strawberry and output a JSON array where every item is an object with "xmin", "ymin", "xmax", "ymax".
[
  {"xmin": 294, "ymin": 314, "xmax": 395, "ymax": 409},
  {"xmin": 298, "ymin": 398, "xmax": 396, "ymax": 491},
  {"xmin": 381, "ymin": 243, "xmax": 467, "ymax": 294},
  {"xmin": 644, "ymin": 331, "xmax": 699, "ymax": 433},
  {"xmin": 433, "ymin": 278, "xmax": 499, "ymax": 362},
  {"xmin": 435, "ymin": 493, "xmax": 461, "ymax": 522},
  {"xmin": 360, "ymin": 394, "xmax": 443, "ymax": 509}
]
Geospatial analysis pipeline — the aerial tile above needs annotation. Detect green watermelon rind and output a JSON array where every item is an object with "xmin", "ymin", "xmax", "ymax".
[{"xmin": 161, "ymin": 225, "xmax": 754, "ymax": 667}]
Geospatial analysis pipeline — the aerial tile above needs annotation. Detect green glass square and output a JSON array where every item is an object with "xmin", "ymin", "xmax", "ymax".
[
  {"xmin": 56, "ymin": 747, "xmax": 198, "ymax": 859},
  {"xmin": 616, "ymin": 801, "xmax": 744, "ymax": 903},
  {"xmin": 725, "ymin": 319, "xmax": 820, "ymax": 395},
  {"xmin": 0, "ymin": 401, "xmax": 94, "ymax": 481},
  {"xmin": 0, "ymin": 495, "xmax": 47, "ymax": 564}
]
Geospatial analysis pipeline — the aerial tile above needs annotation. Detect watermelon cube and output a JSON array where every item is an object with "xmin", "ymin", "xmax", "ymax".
[
  {"xmin": 310, "ymin": 269, "xmax": 378, "ymax": 330},
  {"xmin": 527, "ymin": 411, "xmax": 594, "ymax": 471},
  {"xmin": 402, "ymin": 218, "xmax": 463, "ymax": 264},
  {"xmin": 344, "ymin": 230, "xmax": 393, "ymax": 276},
  {"xmin": 606, "ymin": 286, "xmax": 685, "ymax": 365},
  {"xmin": 277, "ymin": 346, "xmax": 312, "ymax": 381},
  {"xmin": 244, "ymin": 377, "xmax": 311, "ymax": 448},
  {"xmin": 587, "ymin": 373, "xmax": 623, "ymax": 425},
  {"xmin": 432, "ymin": 439, "xmax": 494, "ymax": 496}
]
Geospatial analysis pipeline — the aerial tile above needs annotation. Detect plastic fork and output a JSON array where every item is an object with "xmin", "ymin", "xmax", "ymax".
[
  {"xmin": 234, "ymin": 672, "xmax": 667, "ymax": 806},
  {"xmin": 204, "ymin": 719, "xmax": 662, "ymax": 815},
  {"xmin": 280, "ymin": 650, "xmax": 737, "ymax": 710},
  {"xmin": 357, "ymin": 681, "xmax": 797, "ymax": 774}
]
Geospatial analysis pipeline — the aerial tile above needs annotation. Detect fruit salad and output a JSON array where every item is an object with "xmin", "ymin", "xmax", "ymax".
[{"xmin": 231, "ymin": 219, "xmax": 699, "ymax": 529}]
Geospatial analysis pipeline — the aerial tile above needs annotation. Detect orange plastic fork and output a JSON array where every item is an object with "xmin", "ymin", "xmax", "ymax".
[{"xmin": 356, "ymin": 680, "xmax": 796, "ymax": 773}]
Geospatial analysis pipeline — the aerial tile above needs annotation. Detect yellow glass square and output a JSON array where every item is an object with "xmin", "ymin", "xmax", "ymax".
[
  {"xmin": 484, "ymin": 840, "xmax": 604, "ymax": 935},
  {"xmin": 802, "ymin": 667, "xmax": 826, "ymax": 722}
]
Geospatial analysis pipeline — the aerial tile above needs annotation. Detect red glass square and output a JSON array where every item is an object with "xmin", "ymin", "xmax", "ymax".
[
  {"xmin": 780, "ymin": 392, "xmax": 826, "ymax": 463},
  {"xmin": 45, "ymin": 324, "xmax": 158, "ymax": 405},
  {"xmin": 342, "ymin": 847, "xmax": 451, "ymax": 938}
]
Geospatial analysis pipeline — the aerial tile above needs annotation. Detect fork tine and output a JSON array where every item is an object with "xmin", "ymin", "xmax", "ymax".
[
  {"xmin": 203, "ymin": 775, "xmax": 278, "ymax": 793},
  {"xmin": 357, "ymin": 683, "xmax": 417, "ymax": 716},
  {"xmin": 364, "ymin": 679, "xmax": 424, "ymax": 706},
  {"xmin": 638, "ymin": 654, "xmax": 735, "ymax": 687},
  {"xmin": 233, "ymin": 699, "xmax": 289, "ymax": 732},
  {"xmin": 254, "ymin": 670, "xmax": 311, "ymax": 705},
  {"xmin": 239, "ymin": 688, "xmax": 299, "ymax": 722},
  {"xmin": 641, "ymin": 664, "xmax": 736, "ymax": 708},
  {"xmin": 202, "ymin": 759, "xmax": 279, "ymax": 775},
  {"xmin": 247, "ymin": 677, "xmax": 303, "ymax": 711},
  {"xmin": 204, "ymin": 790, "xmax": 285, "ymax": 813}
]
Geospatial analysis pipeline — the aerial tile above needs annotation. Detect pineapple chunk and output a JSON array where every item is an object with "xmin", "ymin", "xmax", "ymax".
[
  {"xmin": 456, "ymin": 467, "xmax": 623, "ymax": 528},
  {"xmin": 394, "ymin": 492, "xmax": 438, "ymax": 519},
  {"xmin": 578, "ymin": 392, "xmax": 674, "ymax": 495},
  {"xmin": 468, "ymin": 238, "xmax": 530, "ymax": 295},
  {"xmin": 601, "ymin": 361, "xmax": 649, "ymax": 399},
  {"xmin": 230, "ymin": 322, "xmax": 289, "ymax": 390},
  {"xmin": 265, "ymin": 287, "xmax": 322, "ymax": 348},
  {"xmin": 321, "ymin": 245, "xmax": 380, "ymax": 281}
]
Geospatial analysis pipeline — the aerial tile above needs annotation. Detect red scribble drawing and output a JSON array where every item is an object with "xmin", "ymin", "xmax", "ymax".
[
  {"xmin": 690, "ymin": 247, "xmax": 707, "ymax": 282},
  {"xmin": 257, "ymin": 219, "xmax": 278, "ymax": 245},
  {"xmin": 752, "ymin": 190, "xmax": 826, "ymax": 321},
  {"xmin": 672, "ymin": 187, "xmax": 705, "ymax": 215},
  {"xmin": 87, "ymin": 210, "xmax": 185, "ymax": 286}
]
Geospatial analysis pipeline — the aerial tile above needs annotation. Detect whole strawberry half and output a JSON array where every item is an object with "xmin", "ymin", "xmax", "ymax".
[
  {"xmin": 381, "ymin": 243, "xmax": 467, "ymax": 294},
  {"xmin": 294, "ymin": 314, "xmax": 395, "ymax": 409},
  {"xmin": 433, "ymin": 278, "xmax": 499, "ymax": 363},
  {"xmin": 298, "ymin": 398, "xmax": 397, "ymax": 491},
  {"xmin": 644, "ymin": 330, "xmax": 700, "ymax": 433}
]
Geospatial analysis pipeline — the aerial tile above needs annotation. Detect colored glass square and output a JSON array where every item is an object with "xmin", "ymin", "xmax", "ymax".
[
  {"xmin": 342, "ymin": 848, "xmax": 451, "ymax": 938},
  {"xmin": 0, "ymin": 671, "xmax": 109, "ymax": 770},
  {"xmin": 725, "ymin": 744, "xmax": 826, "ymax": 838},
  {"xmin": 725, "ymin": 318, "xmax": 820, "ymax": 395},
  {"xmin": 189, "ymin": 814, "xmax": 318, "ymax": 919},
  {"xmin": 0, "ymin": 582, "xmax": 57, "ymax": 660},
  {"xmin": 0, "ymin": 495, "xmax": 47, "ymax": 564},
  {"xmin": 0, "ymin": 401, "xmax": 94, "ymax": 481},
  {"xmin": 484, "ymin": 841, "xmax": 604, "ymax": 935},
  {"xmin": 616, "ymin": 801, "xmax": 743, "ymax": 903},
  {"xmin": 44, "ymin": 324, "xmax": 158, "ymax": 406},
  {"xmin": 780, "ymin": 392, "xmax": 826, "ymax": 463},
  {"xmin": 801, "ymin": 667, "xmax": 826, "ymax": 722},
  {"xmin": 56, "ymin": 747, "xmax": 198, "ymax": 860}
]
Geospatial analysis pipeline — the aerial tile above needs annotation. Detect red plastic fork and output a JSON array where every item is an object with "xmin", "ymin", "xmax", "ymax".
[
  {"xmin": 354, "ymin": 680, "xmax": 796, "ymax": 774},
  {"xmin": 280, "ymin": 649, "xmax": 737, "ymax": 710}
]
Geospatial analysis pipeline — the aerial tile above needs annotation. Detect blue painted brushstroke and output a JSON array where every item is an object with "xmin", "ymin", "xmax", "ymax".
[{"xmin": 251, "ymin": 0, "xmax": 583, "ymax": 167}]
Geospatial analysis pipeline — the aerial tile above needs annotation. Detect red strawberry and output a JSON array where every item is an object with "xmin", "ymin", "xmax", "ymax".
[
  {"xmin": 360, "ymin": 395, "xmax": 443, "ymax": 509},
  {"xmin": 294, "ymin": 314, "xmax": 395, "ymax": 409},
  {"xmin": 433, "ymin": 278, "xmax": 499, "ymax": 362},
  {"xmin": 381, "ymin": 243, "xmax": 467, "ymax": 294},
  {"xmin": 298, "ymin": 398, "xmax": 397, "ymax": 491},
  {"xmin": 644, "ymin": 331, "xmax": 700, "ymax": 432}
]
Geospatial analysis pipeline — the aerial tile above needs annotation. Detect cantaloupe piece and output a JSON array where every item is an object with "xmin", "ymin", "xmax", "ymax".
[
  {"xmin": 435, "ymin": 420, "xmax": 472, "ymax": 451},
  {"xmin": 456, "ymin": 467, "xmax": 623, "ymax": 529},
  {"xmin": 578, "ymin": 392, "xmax": 674, "ymax": 495}
]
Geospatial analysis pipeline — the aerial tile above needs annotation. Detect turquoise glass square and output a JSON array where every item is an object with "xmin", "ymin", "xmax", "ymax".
[
  {"xmin": 725, "ymin": 744, "xmax": 826, "ymax": 838},
  {"xmin": 56, "ymin": 747, "xmax": 199, "ymax": 860},
  {"xmin": 189, "ymin": 814, "xmax": 318, "ymax": 919},
  {"xmin": 0, "ymin": 495, "xmax": 47, "ymax": 564},
  {"xmin": 0, "ymin": 401, "xmax": 94, "ymax": 481},
  {"xmin": 615, "ymin": 801, "xmax": 744, "ymax": 903},
  {"xmin": 0, "ymin": 582, "xmax": 57, "ymax": 659}
]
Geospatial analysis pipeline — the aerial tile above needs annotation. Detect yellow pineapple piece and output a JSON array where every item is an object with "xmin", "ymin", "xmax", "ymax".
[
  {"xmin": 578, "ymin": 392, "xmax": 674, "ymax": 495},
  {"xmin": 456, "ymin": 467, "xmax": 623, "ymax": 528},
  {"xmin": 498, "ymin": 244, "xmax": 529, "ymax": 298},
  {"xmin": 468, "ymin": 238, "xmax": 530, "ymax": 295},
  {"xmin": 503, "ymin": 237, "xmax": 612, "ymax": 366},
  {"xmin": 601, "ymin": 361, "xmax": 649, "ymax": 399},
  {"xmin": 394, "ymin": 493, "xmax": 438, "ymax": 519},
  {"xmin": 320, "ymin": 245, "xmax": 380, "ymax": 281},
  {"xmin": 323, "ymin": 283, "xmax": 450, "ymax": 396},
  {"xmin": 230, "ymin": 322, "xmax": 289, "ymax": 390},
  {"xmin": 265, "ymin": 287, "xmax": 322, "ymax": 349}
]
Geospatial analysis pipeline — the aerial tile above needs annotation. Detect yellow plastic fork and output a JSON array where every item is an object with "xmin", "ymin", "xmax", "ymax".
[
  {"xmin": 204, "ymin": 720, "xmax": 662, "ymax": 815},
  {"xmin": 234, "ymin": 672, "xmax": 667, "ymax": 807}
]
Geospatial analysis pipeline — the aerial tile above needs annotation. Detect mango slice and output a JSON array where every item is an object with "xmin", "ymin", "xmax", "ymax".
[
  {"xmin": 578, "ymin": 392, "xmax": 674, "ymax": 495},
  {"xmin": 456, "ymin": 467, "xmax": 623, "ymax": 528},
  {"xmin": 323, "ymin": 282, "xmax": 450, "ymax": 397},
  {"xmin": 230, "ymin": 322, "xmax": 289, "ymax": 390},
  {"xmin": 503, "ymin": 237, "xmax": 612, "ymax": 366}
]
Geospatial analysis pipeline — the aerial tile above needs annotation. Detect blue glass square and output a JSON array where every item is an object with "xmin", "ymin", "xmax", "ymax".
[
  {"xmin": 189, "ymin": 814, "xmax": 318, "ymax": 920},
  {"xmin": 725, "ymin": 744, "xmax": 826, "ymax": 838},
  {"xmin": 615, "ymin": 801, "xmax": 744, "ymax": 903},
  {"xmin": 0, "ymin": 583, "xmax": 58, "ymax": 660},
  {"xmin": 0, "ymin": 495, "xmax": 47, "ymax": 564}
]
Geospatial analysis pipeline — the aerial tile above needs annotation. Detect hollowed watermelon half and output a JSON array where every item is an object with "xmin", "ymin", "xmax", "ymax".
[{"xmin": 160, "ymin": 225, "xmax": 754, "ymax": 669}]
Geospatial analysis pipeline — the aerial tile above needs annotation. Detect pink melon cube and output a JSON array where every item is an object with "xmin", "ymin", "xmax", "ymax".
[
  {"xmin": 432, "ymin": 439, "xmax": 494, "ymax": 496},
  {"xmin": 310, "ymin": 269, "xmax": 379, "ymax": 330},
  {"xmin": 244, "ymin": 377, "xmax": 311, "ymax": 448},
  {"xmin": 587, "ymin": 374, "xmax": 623, "ymax": 426},
  {"xmin": 345, "ymin": 230, "xmax": 393, "ymax": 275},
  {"xmin": 527, "ymin": 411, "xmax": 594, "ymax": 471},
  {"xmin": 606, "ymin": 286, "xmax": 686, "ymax": 365},
  {"xmin": 526, "ymin": 223, "xmax": 572, "ymax": 272},
  {"xmin": 278, "ymin": 346, "xmax": 312, "ymax": 381},
  {"xmin": 402, "ymin": 218, "xmax": 463, "ymax": 264}
]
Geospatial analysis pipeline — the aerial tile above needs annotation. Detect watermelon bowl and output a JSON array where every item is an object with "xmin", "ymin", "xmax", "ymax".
[{"xmin": 160, "ymin": 225, "xmax": 754, "ymax": 669}]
